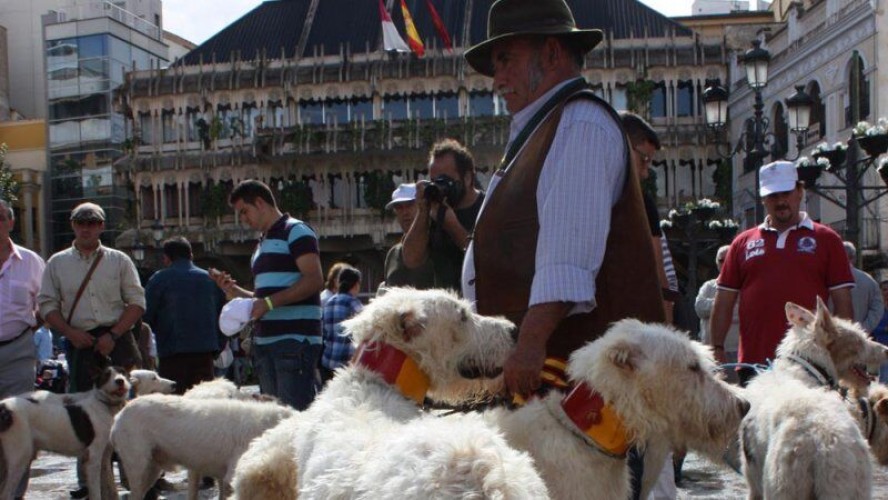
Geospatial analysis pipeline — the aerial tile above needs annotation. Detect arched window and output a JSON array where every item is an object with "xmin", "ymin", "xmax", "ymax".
[
  {"xmin": 676, "ymin": 80, "xmax": 695, "ymax": 117},
  {"xmin": 846, "ymin": 54, "xmax": 870, "ymax": 127},
  {"xmin": 650, "ymin": 81, "xmax": 667, "ymax": 118},
  {"xmin": 806, "ymin": 81, "xmax": 825, "ymax": 141},
  {"xmin": 772, "ymin": 102, "xmax": 788, "ymax": 158}
]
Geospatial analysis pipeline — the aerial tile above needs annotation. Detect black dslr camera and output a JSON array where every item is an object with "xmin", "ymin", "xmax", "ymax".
[{"xmin": 423, "ymin": 175, "xmax": 460, "ymax": 204}]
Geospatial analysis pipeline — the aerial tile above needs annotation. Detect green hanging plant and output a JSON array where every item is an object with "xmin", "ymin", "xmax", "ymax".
[
  {"xmin": 201, "ymin": 182, "xmax": 229, "ymax": 223},
  {"xmin": 279, "ymin": 179, "xmax": 313, "ymax": 218},
  {"xmin": 712, "ymin": 158, "xmax": 733, "ymax": 212},
  {"xmin": 626, "ymin": 79, "xmax": 656, "ymax": 118},
  {"xmin": 363, "ymin": 170, "xmax": 395, "ymax": 217}
]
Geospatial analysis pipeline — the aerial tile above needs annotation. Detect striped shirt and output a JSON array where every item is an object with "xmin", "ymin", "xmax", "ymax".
[
  {"xmin": 251, "ymin": 214, "xmax": 321, "ymax": 345},
  {"xmin": 320, "ymin": 293, "xmax": 363, "ymax": 370},
  {"xmin": 463, "ymin": 77, "xmax": 627, "ymax": 315}
]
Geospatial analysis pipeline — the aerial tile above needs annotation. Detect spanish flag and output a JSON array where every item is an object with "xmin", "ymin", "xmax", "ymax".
[{"xmin": 400, "ymin": 0, "xmax": 425, "ymax": 57}]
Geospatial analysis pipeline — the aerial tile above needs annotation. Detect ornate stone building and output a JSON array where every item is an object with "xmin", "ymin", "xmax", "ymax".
[
  {"xmin": 114, "ymin": 0, "xmax": 735, "ymax": 289},
  {"xmin": 728, "ymin": 0, "xmax": 886, "ymax": 251}
]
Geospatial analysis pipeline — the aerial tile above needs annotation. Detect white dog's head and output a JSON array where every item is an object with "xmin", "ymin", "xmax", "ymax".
[
  {"xmin": 566, "ymin": 319, "xmax": 749, "ymax": 456},
  {"xmin": 129, "ymin": 370, "xmax": 177, "ymax": 396},
  {"xmin": 95, "ymin": 366, "xmax": 132, "ymax": 403},
  {"xmin": 342, "ymin": 288, "xmax": 516, "ymax": 403},
  {"xmin": 784, "ymin": 297, "xmax": 888, "ymax": 391}
]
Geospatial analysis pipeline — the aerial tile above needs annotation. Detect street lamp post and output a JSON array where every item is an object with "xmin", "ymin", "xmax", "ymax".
[
  {"xmin": 151, "ymin": 219, "xmax": 164, "ymax": 248},
  {"xmin": 702, "ymin": 40, "xmax": 812, "ymax": 223}
]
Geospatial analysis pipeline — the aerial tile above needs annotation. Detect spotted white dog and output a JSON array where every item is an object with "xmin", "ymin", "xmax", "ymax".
[{"xmin": 0, "ymin": 366, "xmax": 131, "ymax": 500}]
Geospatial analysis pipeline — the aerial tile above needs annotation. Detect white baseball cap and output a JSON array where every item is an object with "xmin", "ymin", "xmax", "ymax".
[
  {"xmin": 385, "ymin": 183, "xmax": 417, "ymax": 209},
  {"xmin": 219, "ymin": 298, "xmax": 253, "ymax": 337},
  {"xmin": 759, "ymin": 161, "xmax": 799, "ymax": 197}
]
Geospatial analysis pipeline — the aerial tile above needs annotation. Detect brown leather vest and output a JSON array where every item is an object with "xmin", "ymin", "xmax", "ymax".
[{"xmin": 473, "ymin": 88, "xmax": 665, "ymax": 360}]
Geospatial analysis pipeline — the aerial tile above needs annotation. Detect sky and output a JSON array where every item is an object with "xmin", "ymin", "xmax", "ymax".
[{"xmin": 163, "ymin": 0, "xmax": 694, "ymax": 46}]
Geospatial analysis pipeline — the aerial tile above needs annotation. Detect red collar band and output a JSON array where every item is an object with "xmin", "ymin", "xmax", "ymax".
[{"xmin": 354, "ymin": 341, "xmax": 430, "ymax": 404}]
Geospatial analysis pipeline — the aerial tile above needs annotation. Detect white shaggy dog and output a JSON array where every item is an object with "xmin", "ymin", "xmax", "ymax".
[
  {"xmin": 183, "ymin": 378, "xmax": 249, "ymax": 400},
  {"xmin": 233, "ymin": 288, "xmax": 547, "ymax": 500},
  {"xmin": 111, "ymin": 394, "xmax": 294, "ymax": 500},
  {"xmin": 481, "ymin": 319, "xmax": 749, "ymax": 500},
  {"xmin": 129, "ymin": 370, "xmax": 177, "ymax": 396},
  {"xmin": 0, "ymin": 366, "xmax": 131, "ymax": 500},
  {"xmin": 741, "ymin": 298, "xmax": 888, "ymax": 500}
]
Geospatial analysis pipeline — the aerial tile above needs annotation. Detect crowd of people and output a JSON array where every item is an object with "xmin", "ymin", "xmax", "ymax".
[{"xmin": 2, "ymin": 0, "xmax": 888, "ymax": 499}]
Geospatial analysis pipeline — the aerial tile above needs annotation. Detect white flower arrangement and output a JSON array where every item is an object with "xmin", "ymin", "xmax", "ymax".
[
  {"xmin": 854, "ymin": 118, "xmax": 888, "ymax": 137},
  {"xmin": 707, "ymin": 220, "xmax": 723, "ymax": 229},
  {"xmin": 815, "ymin": 157, "xmax": 830, "ymax": 168},
  {"xmin": 722, "ymin": 219, "xmax": 739, "ymax": 228},
  {"xmin": 660, "ymin": 219, "xmax": 673, "ymax": 229},
  {"xmin": 796, "ymin": 156, "xmax": 812, "ymax": 168},
  {"xmin": 812, "ymin": 141, "xmax": 848, "ymax": 155},
  {"xmin": 696, "ymin": 198, "xmax": 721, "ymax": 209},
  {"xmin": 668, "ymin": 209, "xmax": 679, "ymax": 219}
]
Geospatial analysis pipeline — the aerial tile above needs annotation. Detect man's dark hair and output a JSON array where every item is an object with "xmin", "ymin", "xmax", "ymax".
[
  {"xmin": 162, "ymin": 236, "xmax": 192, "ymax": 261},
  {"xmin": 229, "ymin": 179, "xmax": 277, "ymax": 208},
  {"xmin": 430, "ymin": 139, "xmax": 475, "ymax": 179},
  {"xmin": 620, "ymin": 111, "xmax": 661, "ymax": 150},
  {"xmin": 337, "ymin": 267, "xmax": 362, "ymax": 294}
]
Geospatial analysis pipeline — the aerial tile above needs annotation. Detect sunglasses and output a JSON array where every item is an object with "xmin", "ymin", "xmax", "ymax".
[{"xmin": 632, "ymin": 147, "xmax": 652, "ymax": 165}]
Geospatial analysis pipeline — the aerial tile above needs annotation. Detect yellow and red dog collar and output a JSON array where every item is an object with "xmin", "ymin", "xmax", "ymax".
[
  {"xmin": 512, "ymin": 357, "xmax": 569, "ymax": 406},
  {"xmin": 354, "ymin": 341, "xmax": 430, "ymax": 405},
  {"xmin": 561, "ymin": 382, "xmax": 630, "ymax": 457}
]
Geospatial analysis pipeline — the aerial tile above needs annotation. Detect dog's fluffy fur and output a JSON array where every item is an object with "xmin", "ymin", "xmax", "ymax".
[
  {"xmin": 0, "ymin": 366, "xmax": 131, "ymax": 500},
  {"xmin": 741, "ymin": 298, "xmax": 888, "ymax": 500},
  {"xmin": 849, "ymin": 383, "xmax": 888, "ymax": 466},
  {"xmin": 481, "ymin": 319, "xmax": 748, "ymax": 500},
  {"xmin": 233, "ymin": 288, "xmax": 546, "ymax": 500},
  {"xmin": 111, "ymin": 394, "xmax": 294, "ymax": 500},
  {"xmin": 183, "ymin": 378, "xmax": 250, "ymax": 400}
]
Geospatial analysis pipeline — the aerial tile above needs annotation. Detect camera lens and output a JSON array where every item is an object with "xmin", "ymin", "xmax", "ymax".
[{"xmin": 424, "ymin": 183, "xmax": 442, "ymax": 202}]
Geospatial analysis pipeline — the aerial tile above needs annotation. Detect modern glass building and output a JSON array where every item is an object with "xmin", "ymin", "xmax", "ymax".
[{"xmin": 43, "ymin": 2, "xmax": 167, "ymax": 250}]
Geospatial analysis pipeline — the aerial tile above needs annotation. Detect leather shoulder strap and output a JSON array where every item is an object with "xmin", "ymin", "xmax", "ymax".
[{"xmin": 66, "ymin": 250, "xmax": 104, "ymax": 325}]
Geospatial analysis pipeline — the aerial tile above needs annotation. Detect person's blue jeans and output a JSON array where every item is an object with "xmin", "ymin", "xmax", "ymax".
[{"xmin": 252, "ymin": 339, "xmax": 321, "ymax": 410}]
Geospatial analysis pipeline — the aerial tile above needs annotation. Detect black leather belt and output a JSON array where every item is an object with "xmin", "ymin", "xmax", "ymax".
[{"xmin": 0, "ymin": 326, "xmax": 33, "ymax": 347}]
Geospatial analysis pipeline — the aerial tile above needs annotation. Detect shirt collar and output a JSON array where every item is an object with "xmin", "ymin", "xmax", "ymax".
[
  {"xmin": 72, "ymin": 241, "xmax": 104, "ymax": 260},
  {"xmin": 7, "ymin": 241, "xmax": 22, "ymax": 261},
  {"xmin": 759, "ymin": 211, "xmax": 814, "ymax": 232},
  {"xmin": 508, "ymin": 77, "xmax": 585, "ymax": 145},
  {"xmin": 262, "ymin": 213, "xmax": 290, "ymax": 239}
]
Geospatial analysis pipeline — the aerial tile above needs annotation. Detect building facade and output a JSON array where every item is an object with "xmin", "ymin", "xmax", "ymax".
[
  {"xmin": 44, "ymin": 1, "xmax": 169, "ymax": 250},
  {"xmin": 115, "ymin": 0, "xmax": 735, "ymax": 289},
  {"xmin": 727, "ymin": 0, "xmax": 886, "ymax": 251}
]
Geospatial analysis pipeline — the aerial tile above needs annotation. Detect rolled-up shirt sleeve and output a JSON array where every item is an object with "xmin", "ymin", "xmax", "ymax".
[
  {"xmin": 119, "ymin": 256, "xmax": 146, "ymax": 311},
  {"xmin": 37, "ymin": 258, "xmax": 62, "ymax": 319},
  {"xmin": 530, "ymin": 102, "xmax": 626, "ymax": 313}
]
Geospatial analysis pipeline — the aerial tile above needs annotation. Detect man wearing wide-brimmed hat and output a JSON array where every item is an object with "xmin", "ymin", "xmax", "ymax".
[{"xmin": 462, "ymin": 0, "xmax": 664, "ymax": 398}]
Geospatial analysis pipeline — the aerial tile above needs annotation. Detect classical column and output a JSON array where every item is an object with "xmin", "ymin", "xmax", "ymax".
[
  {"xmin": 178, "ymin": 181, "xmax": 184, "ymax": 227},
  {"xmin": 159, "ymin": 182, "xmax": 167, "ymax": 223},
  {"xmin": 184, "ymin": 182, "xmax": 191, "ymax": 227}
]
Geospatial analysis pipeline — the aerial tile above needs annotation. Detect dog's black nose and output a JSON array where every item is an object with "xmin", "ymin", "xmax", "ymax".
[
  {"xmin": 115, "ymin": 379, "xmax": 125, "ymax": 387},
  {"xmin": 738, "ymin": 398, "xmax": 751, "ymax": 417}
]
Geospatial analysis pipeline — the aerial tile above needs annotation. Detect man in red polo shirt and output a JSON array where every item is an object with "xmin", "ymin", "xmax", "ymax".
[{"xmin": 709, "ymin": 160, "xmax": 854, "ymax": 386}]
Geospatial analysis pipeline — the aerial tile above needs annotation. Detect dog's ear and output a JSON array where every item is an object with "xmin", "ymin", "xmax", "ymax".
[
  {"xmin": 812, "ymin": 296, "xmax": 838, "ymax": 343},
  {"xmin": 785, "ymin": 302, "xmax": 815, "ymax": 329},
  {"xmin": 399, "ymin": 309, "xmax": 426, "ymax": 341},
  {"xmin": 876, "ymin": 397, "xmax": 888, "ymax": 418},
  {"xmin": 606, "ymin": 340, "xmax": 644, "ymax": 373}
]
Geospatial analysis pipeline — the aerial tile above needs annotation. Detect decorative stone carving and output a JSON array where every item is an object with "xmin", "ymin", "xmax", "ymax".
[{"xmin": 300, "ymin": 88, "xmax": 314, "ymax": 100}]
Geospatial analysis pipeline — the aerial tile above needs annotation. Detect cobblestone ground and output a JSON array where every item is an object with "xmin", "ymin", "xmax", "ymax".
[{"xmin": 22, "ymin": 449, "xmax": 888, "ymax": 499}]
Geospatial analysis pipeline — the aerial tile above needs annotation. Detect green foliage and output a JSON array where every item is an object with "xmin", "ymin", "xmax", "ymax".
[
  {"xmin": 201, "ymin": 182, "xmax": 229, "ymax": 222},
  {"xmin": 363, "ymin": 170, "xmax": 395, "ymax": 217},
  {"xmin": 626, "ymin": 80, "xmax": 656, "ymax": 118},
  {"xmin": 279, "ymin": 179, "xmax": 313, "ymax": 218},
  {"xmin": 0, "ymin": 144, "xmax": 18, "ymax": 203}
]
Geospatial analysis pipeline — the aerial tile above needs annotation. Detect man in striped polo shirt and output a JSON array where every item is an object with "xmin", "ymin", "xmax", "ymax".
[{"xmin": 211, "ymin": 180, "xmax": 324, "ymax": 409}]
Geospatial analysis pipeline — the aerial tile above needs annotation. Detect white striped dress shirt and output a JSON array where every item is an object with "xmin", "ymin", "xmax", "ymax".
[{"xmin": 462, "ymin": 77, "xmax": 627, "ymax": 314}]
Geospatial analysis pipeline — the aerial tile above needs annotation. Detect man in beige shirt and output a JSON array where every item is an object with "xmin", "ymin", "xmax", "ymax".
[{"xmin": 38, "ymin": 202, "xmax": 145, "ymax": 393}]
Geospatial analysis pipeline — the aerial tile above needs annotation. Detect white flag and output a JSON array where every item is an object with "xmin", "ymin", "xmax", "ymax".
[{"xmin": 378, "ymin": 0, "xmax": 410, "ymax": 52}]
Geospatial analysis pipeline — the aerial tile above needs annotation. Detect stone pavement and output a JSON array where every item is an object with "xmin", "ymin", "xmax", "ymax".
[{"xmin": 22, "ymin": 448, "xmax": 888, "ymax": 499}]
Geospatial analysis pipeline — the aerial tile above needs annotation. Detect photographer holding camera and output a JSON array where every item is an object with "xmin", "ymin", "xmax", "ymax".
[{"xmin": 402, "ymin": 139, "xmax": 484, "ymax": 293}]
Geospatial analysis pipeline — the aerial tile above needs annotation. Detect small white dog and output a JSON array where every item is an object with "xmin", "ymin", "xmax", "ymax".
[
  {"xmin": 482, "ymin": 319, "xmax": 749, "ymax": 500},
  {"xmin": 233, "ymin": 288, "xmax": 547, "ymax": 500},
  {"xmin": 741, "ymin": 298, "xmax": 888, "ymax": 500},
  {"xmin": 111, "ymin": 394, "xmax": 294, "ymax": 500},
  {"xmin": 0, "ymin": 366, "xmax": 131, "ymax": 500},
  {"xmin": 129, "ymin": 369, "xmax": 177, "ymax": 396},
  {"xmin": 850, "ymin": 383, "xmax": 888, "ymax": 465}
]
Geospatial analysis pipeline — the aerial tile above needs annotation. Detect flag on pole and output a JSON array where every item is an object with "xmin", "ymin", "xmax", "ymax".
[
  {"xmin": 400, "ymin": 0, "xmax": 425, "ymax": 57},
  {"xmin": 379, "ymin": 0, "xmax": 410, "ymax": 52},
  {"xmin": 425, "ymin": 0, "xmax": 452, "ymax": 50}
]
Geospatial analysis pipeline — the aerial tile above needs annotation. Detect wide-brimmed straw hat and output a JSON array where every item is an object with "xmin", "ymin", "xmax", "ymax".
[{"xmin": 464, "ymin": 0, "xmax": 603, "ymax": 77}]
